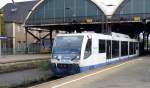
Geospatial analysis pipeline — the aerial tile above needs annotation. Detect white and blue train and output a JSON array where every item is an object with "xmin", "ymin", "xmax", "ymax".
[{"xmin": 51, "ymin": 32, "xmax": 139, "ymax": 76}]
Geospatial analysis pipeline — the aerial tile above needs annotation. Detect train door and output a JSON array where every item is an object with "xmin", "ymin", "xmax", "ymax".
[
  {"xmin": 106, "ymin": 40, "xmax": 111, "ymax": 60},
  {"xmin": 136, "ymin": 42, "xmax": 139, "ymax": 55}
]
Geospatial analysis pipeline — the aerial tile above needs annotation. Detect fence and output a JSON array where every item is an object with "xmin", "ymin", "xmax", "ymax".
[{"xmin": 1, "ymin": 39, "xmax": 51, "ymax": 55}]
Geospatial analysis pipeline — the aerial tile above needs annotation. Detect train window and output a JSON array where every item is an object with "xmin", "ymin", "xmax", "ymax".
[
  {"xmin": 112, "ymin": 41, "xmax": 119, "ymax": 58},
  {"xmin": 135, "ymin": 42, "xmax": 139, "ymax": 50},
  {"xmin": 129, "ymin": 42, "xmax": 134, "ymax": 55},
  {"xmin": 133, "ymin": 42, "xmax": 138, "ymax": 54},
  {"xmin": 121, "ymin": 41, "xmax": 128, "ymax": 56},
  {"xmin": 99, "ymin": 40, "xmax": 105, "ymax": 53},
  {"xmin": 84, "ymin": 39, "xmax": 92, "ymax": 59},
  {"xmin": 106, "ymin": 40, "xmax": 111, "ymax": 59}
]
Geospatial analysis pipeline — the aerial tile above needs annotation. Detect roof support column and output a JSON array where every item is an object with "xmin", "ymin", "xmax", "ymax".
[
  {"xmin": 102, "ymin": 17, "xmax": 112, "ymax": 34},
  {"xmin": 107, "ymin": 23, "xmax": 112, "ymax": 34},
  {"xmin": 39, "ymin": 30, "xmax": 42, "ymax": 52},
  {"xmin": 49, "ymin": 29, "xmax": 53, "ymax": 53},
  {"xmin": 147, "ymin": 33, "xmax": 149, "ymax": 52},
  {"xmin": 27, "ymin": 30, "xmax": 40, "ymax": 41},
  {"xmin": 143, "ymin": 32, "xmax": 145, "ymax": 55},
  {"xmin": 25, "ymin": 27, "xmax": 28, "ymax": 54}
]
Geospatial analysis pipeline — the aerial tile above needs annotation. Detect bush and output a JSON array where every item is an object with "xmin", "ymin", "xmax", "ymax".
[{"xmin": 39, "ymin": 61, "xmax": 50, "ymax": 71}]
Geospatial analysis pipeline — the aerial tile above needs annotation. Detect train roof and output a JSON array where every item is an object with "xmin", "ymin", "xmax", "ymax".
[
  {"xmin": 56, "ymin": 32, "xmax": 138, "ymax": 42},
  {"xmin": 57, "ymin": 32, "xmax": 129, "ymax": 38}
]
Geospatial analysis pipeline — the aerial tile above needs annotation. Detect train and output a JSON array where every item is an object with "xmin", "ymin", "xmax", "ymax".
[{"xmin": 51, "ymin": 32, "xmax": 139, "ymax": 76}]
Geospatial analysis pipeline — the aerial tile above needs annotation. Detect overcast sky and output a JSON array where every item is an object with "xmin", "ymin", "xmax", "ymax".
[{"xmin": 0, "ymin": 0, "xmax": 34, "ymax": 8}]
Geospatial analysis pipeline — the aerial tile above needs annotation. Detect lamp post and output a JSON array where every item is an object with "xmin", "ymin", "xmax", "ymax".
[{"xmin": 0, "ymin": 13, "xmax": 3, "ymax": 56}]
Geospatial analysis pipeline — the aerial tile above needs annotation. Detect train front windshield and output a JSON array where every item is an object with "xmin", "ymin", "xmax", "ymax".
[{"xmin": 52, "ymin": 36, "xmax": 83, "ymax": 60}]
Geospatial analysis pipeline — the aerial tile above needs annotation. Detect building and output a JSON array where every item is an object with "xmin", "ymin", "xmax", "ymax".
[
  {"xmin": 2, "ymin": 1, "xmax": 39, "ymax": 54},
  {"xmin": 2, "ymin": 0, "xmax": 65, "ymax": 54}
]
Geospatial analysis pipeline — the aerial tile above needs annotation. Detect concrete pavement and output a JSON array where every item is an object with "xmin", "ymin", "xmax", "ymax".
[
  {"xmin": 0, "ymin": 54, "xmax": 50, "ymax": 64},
  {"xmin": 0, "ymin": 69, "xmax": 52, "ymax": 87},
  {"xmin": 0, "ymin": 54, "xmax": 51, "ymax": 87},
  {"xmin": 30, "ymin": 56, "xmax": 150, "ymax": 88}
]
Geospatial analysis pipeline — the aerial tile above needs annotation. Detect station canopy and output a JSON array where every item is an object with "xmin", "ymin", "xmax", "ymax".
[
  {"xmin": 24, "ymin": 0, "xmax": 150, "ymax": 34},
  {"xmin": 112, "ymin": 0, "xmax": 150, "ymax": 22},
  {"xmin": 25, "ymin": 0, "xmax": 106, "ymax": 27},
  {"xmin": 111, "ymin": 0, "xmax": 150, "ymax": 34}
]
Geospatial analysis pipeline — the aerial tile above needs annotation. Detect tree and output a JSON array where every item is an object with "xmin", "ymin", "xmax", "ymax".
[{"xmin": 0, "ymin": 10, "xmax": 5, "ymax": 36}]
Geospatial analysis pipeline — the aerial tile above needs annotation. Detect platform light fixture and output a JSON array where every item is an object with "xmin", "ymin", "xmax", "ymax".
[{"xmin": 11, "ymin": 0, "xmax": 17, "ymax": 12}]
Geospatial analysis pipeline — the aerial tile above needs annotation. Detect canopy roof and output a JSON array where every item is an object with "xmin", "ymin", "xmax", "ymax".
[
  {"xmin": 2, "ymin": 1, "xmax": 38, "ymax": 23},
  {"xmin": 91, "ymin": 0, "xmax": 124, "ymax": 17}
]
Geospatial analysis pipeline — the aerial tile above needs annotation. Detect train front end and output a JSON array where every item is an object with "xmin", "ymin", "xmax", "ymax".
[{"xmin": 51, "ymin": 35, "xmax": 83, "ymax": 76}]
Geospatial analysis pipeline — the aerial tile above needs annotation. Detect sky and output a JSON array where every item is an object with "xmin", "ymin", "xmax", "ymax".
[
  {"xmin": 92, "ymin": 0, "xmax": 124, "ymax": 16},
  {"xmin": 0, "ymin": 0, "xmax": 34, "ymax": 8}
]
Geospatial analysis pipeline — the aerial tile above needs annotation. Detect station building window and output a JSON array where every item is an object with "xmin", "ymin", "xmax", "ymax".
[
  {"xmin": 99, "ymin": 40, "xmax": 105, "ymax": 53},
  {"xmin": 112, "ymin": 41, "xmax": 119, "ymax": 58},
  {"xmin": 84, "ymin": 39, "xmax": 92, "ymax": 59},
  {"xmin": 121, "ymin": 41, "xmax": 128, "ymax": 56}
]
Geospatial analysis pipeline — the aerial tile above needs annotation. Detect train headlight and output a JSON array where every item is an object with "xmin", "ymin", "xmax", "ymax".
[
  {"xmin": 71, "ymin": 56, "xmax": 80, "ymax": 62},
  {"xmin": 52, "ymin": 55, "xmax": 61, "ymax": 61},
  {"xmin": 76, "ymin": 56, "xmax": 80, "ymax": 60},
  {"xmin": 58, "ymin": 55, "xmax": 62, "ymax": 59},
  {"xmin": 53, "ymin": 56, "xmax": 57, "ymax": 59}
]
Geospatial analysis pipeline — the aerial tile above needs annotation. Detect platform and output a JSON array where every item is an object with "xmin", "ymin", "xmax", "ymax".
[
  {"xmin": 0, "ymin": 54, "xmax": 49, "ymax": 64},
  {"xmin": 29, "ymin": 55, "xmax": 150, "ymax": 88}
]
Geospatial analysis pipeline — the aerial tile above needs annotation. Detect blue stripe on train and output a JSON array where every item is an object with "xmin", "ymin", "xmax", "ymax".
[
  {"xmin": 80, "ymin": 56, "xmax": 130, "ymax": 72},
  {"xmin": 52, "ymin": 55, "xmax": 137, "ymax": 76},
  {"xmin": 80, "ymin": 63, "xmax": 106, "ymax": 72}
]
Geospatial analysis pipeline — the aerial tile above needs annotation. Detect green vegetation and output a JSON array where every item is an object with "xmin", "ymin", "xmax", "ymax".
[
  {"xmin": 0, "ymin": 10, "xmax": 5, "ymax": 35},
  {"xmin": 0, "ymin": 59, "xmax": 50, "ymax": 74},
  {"xmin": 0, "ymin": 85, "xmax": 9, "ymax": 88},
  {"xmin": 0, "ymin": 58, "xmax": 52, "ymax": 88},
  {"xmin": 0, "ymin": 9, "xmax": 6, "ymax": 48},
  {"xmin": 11, "ymin": 74, "xmax": 52, "ymax": 88},
  {"xmin": 38, "ymin": 60, "xmax": 50, "ymax": 71}
]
